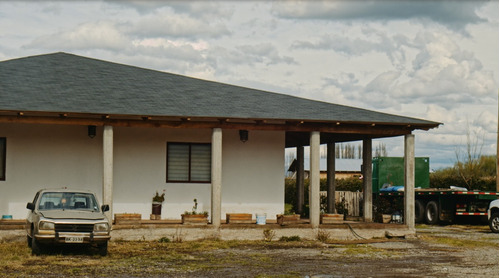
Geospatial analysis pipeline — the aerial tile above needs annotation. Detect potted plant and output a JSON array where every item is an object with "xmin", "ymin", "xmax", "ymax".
[
  {"xmin": 151, "ymin": 190, "xmax": 165, "ymax": 220},
  {"xmin": 276, "ymin": 210, "xmax": 300, "ymax": 226},
  {"xmin": 181, "ymin": 198, "xmax": 209, "ymax": 225},
  {"xmin": 373, "ymin": 196, "xmax": 393, "ymax": 223}
]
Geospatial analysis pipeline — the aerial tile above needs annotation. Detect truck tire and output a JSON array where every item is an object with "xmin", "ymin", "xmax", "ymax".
[
  {"xmin": 425, "ymin": 201, "xmax": 439, "ymax": 225},
  {"xmin": 31, "ymin": 235, "xmax": 43, "ymax": 256},
  {"xmin": 489, "ymin": 212, "xmax": 499, "ymax": 233},
  {"xmin": 415, "ymin": 200, "xmax": 425, "ymax": 223},
  {"xmin": 98, "ymin": 241, "xmax": 108, "ymax": 256}
]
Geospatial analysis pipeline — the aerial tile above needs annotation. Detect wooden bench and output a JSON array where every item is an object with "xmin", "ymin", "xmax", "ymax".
[{"xmin": 226, "ymin": 213, "xmax": 253, "ymax": 224}]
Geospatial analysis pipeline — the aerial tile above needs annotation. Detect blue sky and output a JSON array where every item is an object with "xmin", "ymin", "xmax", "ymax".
[{"xmin": 0, "ymin": 1, "xmax": 498, "ymax": 170}]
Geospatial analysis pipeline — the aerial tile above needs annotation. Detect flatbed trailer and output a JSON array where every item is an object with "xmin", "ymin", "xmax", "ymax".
[{"xmin": 377, "ymin": 189, "xmax": 499, "ymax": 224}]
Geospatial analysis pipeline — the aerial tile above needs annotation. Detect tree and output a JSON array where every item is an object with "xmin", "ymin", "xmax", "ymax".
[
  {"xmin": 451, "ymin": 121, "xmax": 498, "ymax": 191},
  {"xmin": 374, "ymin": 142, "xmax": 387, "ymax": 157},
  {"xmin": 455, "ymin": 122, "xmax": 485, "ymax": 190}
]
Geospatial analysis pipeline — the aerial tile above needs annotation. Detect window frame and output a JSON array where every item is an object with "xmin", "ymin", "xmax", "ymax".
[
  {"xmin": 166, "ymin": 142, "xmax": 211, "ymax": 183},
  {"xmin": 0, "ymin": 138, "xmax": 5, "ymax": 181}
]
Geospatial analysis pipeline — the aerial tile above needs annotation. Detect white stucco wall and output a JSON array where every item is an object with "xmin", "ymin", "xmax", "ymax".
[
  {"xmin": 0, "ymin": 123, "xmax": 103, "ymax": 219},
  {"xmin": 0, "ymin": 123, "xmax": 285, "ymax": 221}
]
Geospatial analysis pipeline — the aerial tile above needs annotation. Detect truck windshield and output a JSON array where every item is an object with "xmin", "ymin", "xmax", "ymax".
[{"xmin": 38, "ymin": 192, "xmax": 100, "ymax": 212}]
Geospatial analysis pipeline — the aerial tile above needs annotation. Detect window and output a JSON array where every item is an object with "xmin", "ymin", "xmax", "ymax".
[
  {"xmin": 38, "ymin": 192, "xmax": 99, "ymax": 211},
  {"xmin": 0, "ymin": 138, "xmax": 5, "ymax": 181},
  {"xmin": 167, "ymin": 143, "xmax": 211, "ymax": 183}
]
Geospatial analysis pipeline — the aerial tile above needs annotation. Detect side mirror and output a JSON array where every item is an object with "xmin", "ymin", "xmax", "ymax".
[
  {"xmin": 26, "ymin": 202, "xmax": 35, "ymax": 211},
  {"xmin": 101, "ymin": 204, "xmax": 110, "ymax": 212}
]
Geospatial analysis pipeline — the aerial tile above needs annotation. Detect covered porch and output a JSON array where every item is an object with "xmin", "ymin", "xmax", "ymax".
[{"xmin": 0, "ymin": 53, "xmax": 441, "ymax": 239}]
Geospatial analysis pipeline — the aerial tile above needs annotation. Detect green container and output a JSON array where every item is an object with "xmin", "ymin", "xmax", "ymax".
[{"xmin": 372, "ymin": 157, "xmax": 429, "ymax": 193}]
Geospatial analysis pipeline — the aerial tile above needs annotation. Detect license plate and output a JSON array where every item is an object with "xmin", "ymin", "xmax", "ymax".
[{"xmin": 65, "ymin": 236, "xmax": 84, "ymax": 243}]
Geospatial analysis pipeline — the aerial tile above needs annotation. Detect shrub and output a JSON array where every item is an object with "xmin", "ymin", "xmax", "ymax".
[
  {"xmin": 279, "ymin": 236, "xmax": 301, "ymax": 242},
  {"xmin": 263, "ymin": 229, "xmax": 276, "ymax": 242},
  {"xmin": 316, "ymin": 229, "xmax": 330, "ymax": 243}
]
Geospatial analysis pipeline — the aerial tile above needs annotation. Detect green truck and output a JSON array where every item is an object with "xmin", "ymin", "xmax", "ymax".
[{"xmin": 373, "ymin": 157, "xmax": 498, "ymax": 224}]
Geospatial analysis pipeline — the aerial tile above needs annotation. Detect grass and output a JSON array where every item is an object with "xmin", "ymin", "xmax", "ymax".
[{"xmin": 0, "ymin": 239, "xmax": 326, "ymax": 277}]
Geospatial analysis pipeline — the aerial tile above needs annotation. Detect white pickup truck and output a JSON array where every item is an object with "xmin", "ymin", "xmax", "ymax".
[{"xmin": 26, "ymin": 188, "xmax": 111, "ymax": 255}]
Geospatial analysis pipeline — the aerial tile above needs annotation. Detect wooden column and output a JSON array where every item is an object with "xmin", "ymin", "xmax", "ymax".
[
  {"xmin": 362, "ymin": 138, "xmax": 373, "ymax": 222},
  {"xmin": 404, "ymin": 134, "xmax": 415, "ymax": 229},
  {"xmin": 309, "ymin": 131, "xmax": 321, "ymax": 228},
  {"xmin": 296, "ymin": 146, "xmax": 305, "ymax": 215},
  {"xmin": 102, "ymin": 125, "xmax": 113, "ymax": 224},
  {"xmin": 326, "ymin": 142, "xmax": 336, "ymax": 213},
  {"xmin": 211, "ymin": 128, "xmax": 222, "ymax": 228}
]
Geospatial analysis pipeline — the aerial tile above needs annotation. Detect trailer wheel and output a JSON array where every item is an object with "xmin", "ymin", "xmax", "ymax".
[
  {"xmin": 415, "ymin": 200, "xmax": 425, "ymax": 223},
  {"xmin": 425, "ymin": 201, "xmax": 439, "ymax": 225}
]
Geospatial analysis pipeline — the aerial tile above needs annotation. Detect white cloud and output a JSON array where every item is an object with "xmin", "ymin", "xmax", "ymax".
[
  {"xmin": 128, "ymin": 12, "xmax": 230, "ymax": 39},
  {"xmin": 25, "ymin": 21, "xmax": 129, "ymax": 51},
  {"xmin": 0, "ymin": 0, "xmax": 497, "ymax": 170}
]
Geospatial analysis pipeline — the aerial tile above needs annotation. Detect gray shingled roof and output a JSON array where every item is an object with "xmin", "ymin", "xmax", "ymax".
[{"xmin": 0, "ymin": 52, "xmax": 439, "ymax": 128}]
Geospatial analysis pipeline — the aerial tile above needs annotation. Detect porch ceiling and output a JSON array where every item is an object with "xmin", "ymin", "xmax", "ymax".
[{"xmin": 0, "ymin": 110, "xmax": 425, "ymax": 144}]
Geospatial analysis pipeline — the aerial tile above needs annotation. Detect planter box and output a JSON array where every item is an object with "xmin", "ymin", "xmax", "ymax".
[
  {"xmin": 276, "ymin": 214, "xmax": 300, "ymax": 226},
  {"xmin": 226, "ymin": 213, "xmax": 253, "ymax": 224},
  {"xmin": 182, "ymin": 214, "xmax": 208, "ymax": 225},
  {"xmin": 115, "ymin": 213, "xmax": 141, "ymax": 225},
  {"xmin": 321, "ymin": 213, "xmax": 344, "ymax": 224}
]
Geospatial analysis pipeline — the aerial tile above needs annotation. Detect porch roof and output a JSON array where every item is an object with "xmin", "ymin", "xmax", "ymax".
[{"xmin": 0, "ymin": 52, "xmax": 440, "ymax": 145}]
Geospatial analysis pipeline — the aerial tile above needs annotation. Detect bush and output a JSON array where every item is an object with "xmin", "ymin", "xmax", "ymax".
[
  {"xmin": 430, "ymin": 158, "xmax": 497, "ymax": 191},
  {"xmin": 279, "ymin": 236, "xmax": 301, "ymax": 242}
]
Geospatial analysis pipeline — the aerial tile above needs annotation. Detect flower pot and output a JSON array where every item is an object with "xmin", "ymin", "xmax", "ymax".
[
  {"xmin": 382, "ymin": 214, "xmax": 392, "ymax": 224},
  {"xmin": 152, "ymin": 202, "xmax": 162, "ymax": 216}
]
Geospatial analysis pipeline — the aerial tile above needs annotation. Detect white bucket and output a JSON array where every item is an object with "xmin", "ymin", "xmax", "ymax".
[{"xmin": 256, "ymin": 213, "xmax": 266, "ymax": 225}]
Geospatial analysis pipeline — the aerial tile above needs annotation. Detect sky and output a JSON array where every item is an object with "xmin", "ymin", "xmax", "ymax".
[{"xmin": 0, "ymin": 0, "xmax": 498, "ymax": 170}]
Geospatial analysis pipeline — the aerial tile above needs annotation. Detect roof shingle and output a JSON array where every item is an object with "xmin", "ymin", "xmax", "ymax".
[{"xmin": 0, "ymin": 52, "xmax": 439, "ymax": 128}]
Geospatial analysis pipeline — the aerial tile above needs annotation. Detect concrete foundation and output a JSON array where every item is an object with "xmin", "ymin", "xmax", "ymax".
[{"xmin": 1, "ymin": 222, "xmax": 415, "ymax": 242}]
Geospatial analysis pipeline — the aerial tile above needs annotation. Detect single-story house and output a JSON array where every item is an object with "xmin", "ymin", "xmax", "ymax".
[{"xmin": 0, "ymin": 53, "xmax": 440, "ymax": 228}]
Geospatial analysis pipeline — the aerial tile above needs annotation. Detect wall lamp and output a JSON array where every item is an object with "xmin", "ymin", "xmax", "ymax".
[
  {"xmin": 88, "ymin": 125, "xmax": 97, "ymax": 139},
  {"xmin": 239, "ymin": 130, "xmax": 248, "ymax": 143}
]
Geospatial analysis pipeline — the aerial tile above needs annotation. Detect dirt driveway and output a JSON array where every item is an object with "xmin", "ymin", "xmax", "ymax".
[{"xmin": 0, "ymin": 224, "xmax": 498, "ymax": 277}]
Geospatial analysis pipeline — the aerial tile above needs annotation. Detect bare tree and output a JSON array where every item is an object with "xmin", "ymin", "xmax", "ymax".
[
  {"xmin": 374, "ymin": 142, "xmax": 387, "ymax": 157},
  {"xmin": 455, "ymin": 122, "xmax": 485, "ymax": 189}
]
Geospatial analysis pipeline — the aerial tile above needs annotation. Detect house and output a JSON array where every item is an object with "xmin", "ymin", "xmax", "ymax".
[{"xmin": 0, "ymin": 53, "xmax": 440, "ymax": 228}]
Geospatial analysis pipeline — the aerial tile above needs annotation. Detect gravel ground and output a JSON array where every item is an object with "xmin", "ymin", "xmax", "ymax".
[
  {"xmin": 190, "ymin": 224, "xmax": 499, "ymax": 278},
  {"xmin": 1, "ymin": 224, "xmax": 497, "ymax": 277}
]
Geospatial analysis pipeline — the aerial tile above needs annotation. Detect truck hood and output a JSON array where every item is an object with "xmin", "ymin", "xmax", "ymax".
[{"xmin": 40, "ymin": 210, "xmax": 106, "ymax": 221}]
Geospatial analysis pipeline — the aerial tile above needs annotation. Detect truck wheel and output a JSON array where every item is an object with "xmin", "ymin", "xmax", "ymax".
[
  {"xmin": 425, "ymin": 201, "xmax": 439, "ymax": 225},
  {"xmin": 415, "ymin": 200, "xmax": 425, "ymax": 223},
  {"xmin": 489, "ymin": 212, "xmax": 499, "ymax": 233},
  {"xmin": 98, "ymin": 241, "xmax": 108, "ymax": 256},
  {"xmin": 31, "ymin": 235, "xmax": 43, "ymax": 256}
]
